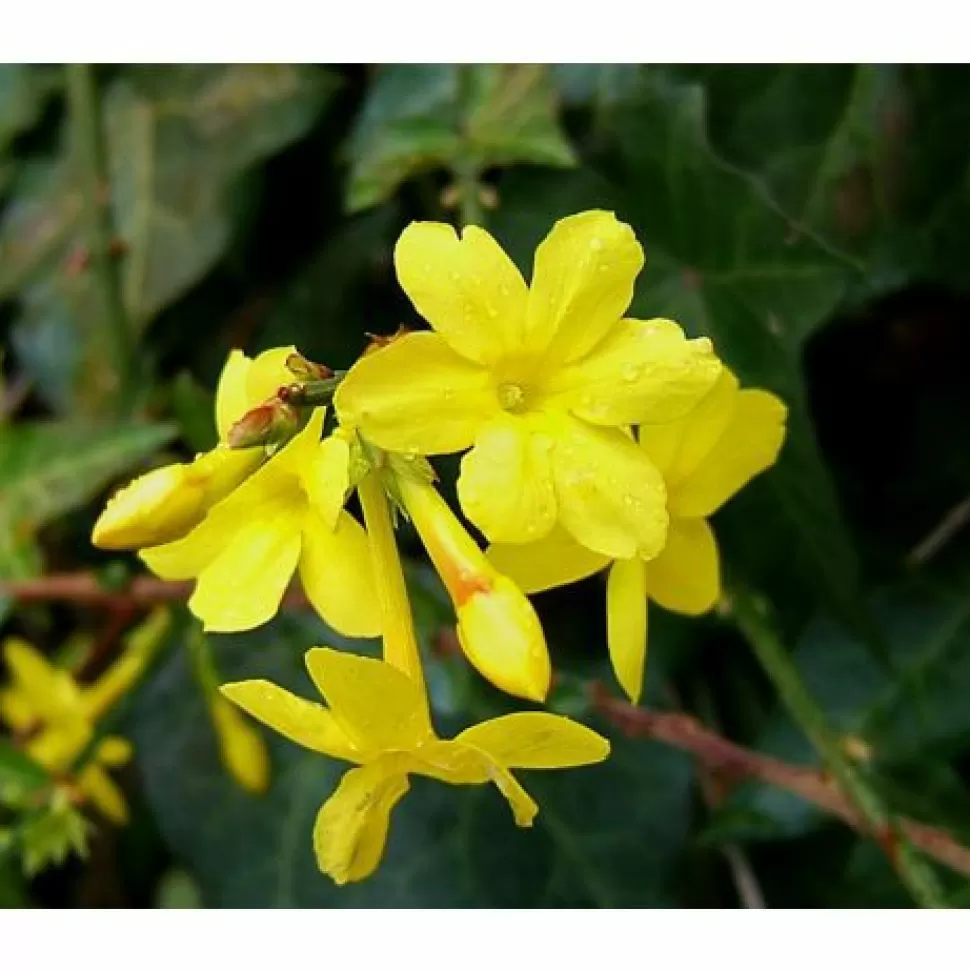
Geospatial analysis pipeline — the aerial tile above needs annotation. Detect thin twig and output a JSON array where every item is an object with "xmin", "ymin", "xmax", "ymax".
[
  {"xmin": 1, "ymin": 573, "xmax": 310, "ymax": 610},
  {"xmin": 65, "ymin": 64, "xmax": 131, "ymax": 412},
  {"xmin": 7, "ymin": 572, "xmax": 970, "ymax": 886},
  {"xmin": 729, "ymin": 587, "xmax": 948, "ymax": 907},
  {"xmin": 589, "ymin": 684, "xmax": 970, "ymax": 882},
  {"xmin": 907, "ymin": 494, "xmax": 970, "ymax": 567}
]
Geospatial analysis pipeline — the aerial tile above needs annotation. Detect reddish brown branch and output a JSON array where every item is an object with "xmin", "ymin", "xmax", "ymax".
[
  {"xmin": 588, "ymin": 683, "xmax": 970, "ymax": 881},
  {"xmin": 5, "ymin": 572, "xmax": 970, "ymax": 882},
  {"xmin": 1, "ymin": 573, "xmax": 310, "ymax": 610}
]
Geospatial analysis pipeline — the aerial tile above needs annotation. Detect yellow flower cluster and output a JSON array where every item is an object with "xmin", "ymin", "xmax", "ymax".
[
  {"xmin": 0, "ymin": 612, "xmax": 169, "ymax": 824},
  {"xmin": 87, "ymin": 209, "xmax": 786, "ymax": 885}
]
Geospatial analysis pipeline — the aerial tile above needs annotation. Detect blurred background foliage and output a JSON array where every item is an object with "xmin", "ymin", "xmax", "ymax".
[{"xmin": 2, "ymin": 63, "xmax": 970, "ymax": 907}]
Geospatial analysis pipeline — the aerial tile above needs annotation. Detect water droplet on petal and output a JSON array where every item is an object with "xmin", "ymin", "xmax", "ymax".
[{"xmin": 622, "ymin": 364, "xmax": 641, "ymax": 383}]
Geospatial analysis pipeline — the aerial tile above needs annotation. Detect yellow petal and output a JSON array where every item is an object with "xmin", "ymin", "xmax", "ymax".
[
  {"xmin": 487, "ymin": 527, "xmax": 609, "ymax": 595},
  {"xmin": 334, "ymin": 331, "xmax": 500, "ymax": 455},
  {"xmin": 313, "ymin": 761, "xmax": 410, "ymax": 885},
  {"xmin": 545, "ymin": 318, "xmax": 722, "ymax": 427},
  {"xmin": 527, "ymin": 211, "xmax": 644, "ymax": 365},
  {"xmin": 187, "ymin": 505, "xmax": 303, "ymax": 633},
  {"xmin": 394, "ymin": 221, "xmax": 529, "ymax": 364},
  {"xmin": 638, "ymin": 368, "xmax": 739, "ymax": 484},
  {"xmin": 304, "ymin": 648, "xmax": 433, "ymax": 753},
  {"xmin": 669, "ymin": 389, "xmax": 788, "ymax": 518},
  {"xmin": 78, "ymin": 763, "xmax": 129, "ymax": 825},
  {"xmin": 456, "ymin": 415, "xmax": 557, "ymax": 545},
  {"xmin": 606, "ymin": 558, "xmax": 648, "ymax": 702},
  {"xmin": 2, "ymin": 639, "xmax": 82, "ymax": 724},
  {"xmin": 96, "ymin": 737, "xmax": 133, "ymax": 767},
  {"xmin": 456, "ymin": 712, "xmax": 611, "ymax": 769},
  {"xmin": 141, "ymin": 416, "xmax": 325, "ymax": 630},
  {"xmin": 209, "ymin": 694, "xmax": 271, "ymax": 794},
  {"xmin": 245, "ymin": 346, "xmax": 298, "ymax": 406},
  {"xmin": 644, "ymin": 517, "xmax": 721, "ymax": 616},
  {"xmin": 298, "ymin": 509, "xmax": 381, "ymax": 639},
  {"xmin": 27, "ymin": 721, "xmax": 91, "ymax": 771},
  {"xmin": 219, "ymin": 680, "xmax": 360, "ymax": 761},
  {"xmin": 482, "ymin": 761, "xmax": 538, "ymax": 827},
  {"xmin": 457, "ymin": 576, "xmax": 552, "ymax": 703},
  {"xmin": 303, "ymin": 433, "xmax": 351, "ymax": 529},
  {"xmin": 138, "ymin": 418, "xmax": 315, "ymax": 582},
  {"xmin": 405, "ymin": 738, "xmax": 491, "ymax": 784},
  {"xmin": 215, "ymin": 349, "xmax": 253, "ymax": 441},
  {"xmin": 0, "ymin": 685, "xmax": 34, "ymax": 732},
  {"xmin": 549, "ymin": 415, "xmax": 668, "ymax": 560}
]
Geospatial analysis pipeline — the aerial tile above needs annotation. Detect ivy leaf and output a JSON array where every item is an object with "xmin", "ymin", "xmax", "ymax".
[
  {"xmin": 709, "ymin": 584, "xmax": 970, "ymax": 843},
  {"xmin": 346, "ymin": 65, "xmax": 576, "ymax": 213},
  {"xmin": 606, "ymin": 75, "xmax": 880, "ymax": 653},
  {"xmin": 689, "ymin": 65, "xmax": 970, "ymax": 285},
  {"xmin": 129, "ymin": 611, "xmax": 693, "ymax": 906},
  {"xmin": 0, "ymin": 65, "xmax": 339, "ymax": 414}
]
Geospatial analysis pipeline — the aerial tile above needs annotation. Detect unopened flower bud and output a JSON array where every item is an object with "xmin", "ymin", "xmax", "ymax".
[
  {"xmin": 210, "ymin": 693, "xmax": 271, "ymax": 794},
  {"xmin": 228, "ymin": 399, "xmax": 300, "ymax": 449},
  {"xmin": 92, "ymin": 465, "xmax": 206, "ymax": 550},
  {"xmin": 395, "ymin": 475, "xmax": 551, "ymax": 702},
  {"xmin": 92, "ymin": 448, "xmax": 260, "ymax": 551},
  {"xmin": 363, "ymin": 326, "xmax": 412, "ymax": 357},
  {"xmin": 285, "ymin": 352, "xmax": 333, "ymax": 382}
]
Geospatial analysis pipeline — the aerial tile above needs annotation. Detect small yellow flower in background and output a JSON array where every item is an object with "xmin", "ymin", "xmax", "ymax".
[
  {"xmin": 93, "ymin": 346, "xmax": 296, "ymax": 550},
  {"xmin": 393, "ymin": 470, "xmax": 550, "ymax": 702},
  {"xmin": 490, "ymin": 370, "xmax": 788, "ymax": 701},
  {"xmin": 0, "ymin": 610, "xmax": 169, "ymax": 824},
  {"xmin": 140, "ymin": 408, "xmax": 379, "ymax": 636},
  {"xmin": 221, "ymin": 647, "xmax": 609, "ymax": 885},
  {"xmin": 335, "ymin": 211, "xmax": 722, "ymax": 560},
  {"xmin": 207, "ymin": 693, "xmax": 270, "ymax": 795},
  {"xmin": 186, "ymin": 625, "xmax": 271, "ymax": 795}
]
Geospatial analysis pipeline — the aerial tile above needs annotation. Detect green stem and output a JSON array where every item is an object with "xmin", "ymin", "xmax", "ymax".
[
  {"xmin": 357, "ymin": 471, "xmax": 427, "ymax": 698},
  {"xmin": 456, "ymin": 161, "xmax": 483, "ymax": 229},
  {"xmin": 65, "ymin": 64, "xmax": 131, "ymax": 412},
  {"xmin": 730, "ymin": 586, "xmax": 948, "ymax": 909}
]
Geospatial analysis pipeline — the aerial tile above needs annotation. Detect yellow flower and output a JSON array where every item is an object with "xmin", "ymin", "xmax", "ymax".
[
  {"xmin": 393, "ymin": 471, "xmax": 550, "ymax": 702},
  {"xmin": 140, "ymin": 408, "xmax": 380, "ymax": 636},
  {"xmin": 335, "ymin": 211, "xmax": 722, "ymax": 559},
  {"xmin": 93, "ymin": 346, "xmax": 297, "ymax": 550},
  {"xmin": 208, "ymin": 693, "xmax": 271, "ymax": 795},
  {"xmin": 490, "ymin": 371, "xmax": 788, "ymax": 701},
  {"xmin": 221, "ymin": 647, "xmax": 609, "ymax": 885},
  {"xmin": 0, "ymin": 612, "xmax": 167, "ymax": 824}
]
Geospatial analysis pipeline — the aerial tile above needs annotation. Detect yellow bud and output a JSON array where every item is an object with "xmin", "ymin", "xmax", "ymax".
[
  {"xmin": 456, "ymin": 575, "xmax": 551, "ymax": 702},
  {"xmin": 92, "ymin": 464, "xmax": 206, "ymax": 550},
  {"xmin": 395, "ymin": 474, "xmax": 551, "ymax": 702},
  {"xmin": 210, "ymin": 694, "xmax": 271, "ymax": 795},
  {"xmin": 92, "ymin": 448, "xmax": 261, "ymax": 551}
]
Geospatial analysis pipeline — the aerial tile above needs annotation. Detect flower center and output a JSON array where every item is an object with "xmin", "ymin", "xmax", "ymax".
[{"xmin": 497, "ymin": 382, "xmax": 528, "ymax": 413}]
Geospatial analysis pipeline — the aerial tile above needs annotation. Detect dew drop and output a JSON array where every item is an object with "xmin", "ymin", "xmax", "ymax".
[
  {"xmin": 590, "ymin": 237, "xmax": 604, "ymax": 251},
  {"xmin": 622, "ymin": 363, "xmax": 641, "ymax": 383}
]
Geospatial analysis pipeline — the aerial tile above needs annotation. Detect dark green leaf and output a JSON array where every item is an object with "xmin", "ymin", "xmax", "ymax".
[
  {"xmin": 0, "ymin": 66, "xmax": 338, "ymax": 413},
  {"xmin": 346, "ymin": 65, "xmax": 575, "ymax": 213},
  {"xmin": 130, "ymin": 611, "xmax": 693, "ymax": 906},
  {"xmin": 712, "ymin": 584, "xmax": 970, "ymax": 841}
]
